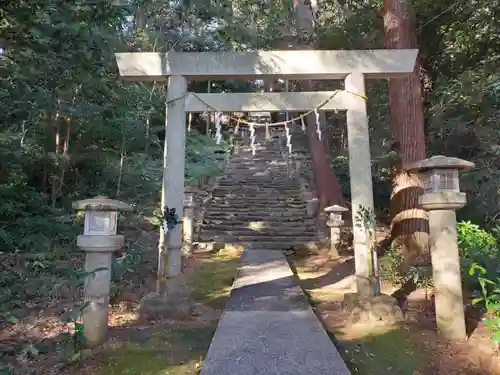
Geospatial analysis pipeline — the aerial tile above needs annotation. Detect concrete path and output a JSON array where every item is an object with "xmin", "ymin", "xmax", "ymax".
[{"xmin": 200, "ymin": 250, "xmax": 351, "ymax": 375}]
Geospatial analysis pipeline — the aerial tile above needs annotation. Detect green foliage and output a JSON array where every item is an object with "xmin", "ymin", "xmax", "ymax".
[
  {"xmin": 381, "ymin": 221, "xmax": 499, "ymax": 292},
  {"xmin": 354, "ymin": 205, "xmax": 377, "ymax": 230},
  {"xmin": 469, "ymin": 263, "xmax": 500, "ymax": 346},
  {"xmin": 185, "ymin": 131, "xmax": 225, "ymax": 186},
  {"xmin": 457, "ymin": 221, "xmax": 500, "ymax": 288},
  {"xmin": 0, "ymin": 8, "xmax": 227, "ymax": 371},
  {"xmin": 379, "ymin": 244, "xmax": 433, "ymax": 290},
  {"xmin": 110, "ymin": 241, "xmax": 146, "ymax": 303}
]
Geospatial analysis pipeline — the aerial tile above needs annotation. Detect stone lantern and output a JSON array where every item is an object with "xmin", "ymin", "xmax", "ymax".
[
  {"xmin": 303, "ymin": 191, "xmax": 319, "ymax": 218},
  {"xmin": 183, "ymin": 190, "xmax": 196, "ymax": 251},
  {"xmin": 214, "ymin": 148, "xmax": 227, "ymax": 171},
  {"xmin": 405, "ymin": 155, "xmax": 474, "ymax": 341},
  {"xmin": 324, "ymin": 205, "xmax": 349, "ymax": 258},
  {"xmin": 73, "ymin": 196, "xmax": 132, "ymax": 347}
]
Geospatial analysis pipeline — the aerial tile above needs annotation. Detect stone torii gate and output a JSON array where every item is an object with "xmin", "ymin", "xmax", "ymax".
[{"xmin": 115, "ymin": 49, "xmax": 418, "ymax": 299}]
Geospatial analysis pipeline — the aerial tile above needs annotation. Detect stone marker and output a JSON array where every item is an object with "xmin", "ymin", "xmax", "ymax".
[
  {"xmin": 183, "ymin": 190, "xmax": 196, "ymax": 253},
  {"xmin": 73, "ymin": 196, "xmax": 133, "ymax": 347},
  {"xmin": 405, "ymin": 155, "xmax": 474, "ymax": 341},
  {"xmin": 324, "ymin": 205, "xmax": 349, "ymax": 258},
  {"xmin": 302, "ymin": 191, "xmax": 319, "ymax": 218}
]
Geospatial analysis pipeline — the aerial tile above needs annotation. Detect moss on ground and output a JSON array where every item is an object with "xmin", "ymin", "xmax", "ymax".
[
  {"xmin": 97, "ymin": 326, "xmax": 216, "ymax": 375},
  {"xmin": 187, "ymin": 246, "xmax": 242, "ymax": 309},
  {"xmin": 95, "ymin": 247, "xmax": 242, "ymax": 375},
  {"xmin": 96, "ymin": 345, "xmax": 195, "ymax": 375},
  {"xmin": 330, "ymin": 326, "xmax": 431, "ymax": 375}
]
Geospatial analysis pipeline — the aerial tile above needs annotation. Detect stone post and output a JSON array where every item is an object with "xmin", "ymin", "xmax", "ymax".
[
  {"xmin": 163, "ymin": 75, "xmax": 187, "ymax": 291},
  {"xmin": 345, "ymin": 72, "xmax": 379, "ymax": 297},
  {"xmin": 405, "ymin": 155, "xmax": 474, "ymax": 341},
  {"xmin": 73, "ymin": 196, "xmax": 132, "ymax": 347},
  {"xmin": 183, "ymin": 190, "xmax": 196, "ymax": 253},
  {"xmin": 140, "ymin": 75, "xmax": 193, "ymax": 320},
  {"xmin": 324, "ymin": 205, "xmax": 349, "ymax": 258},
  {"xmin": 303, "ymin": 191, "xmax": 319, "ymax": 218},
  {"xmin": 214, "ymin": 148, "xmax": 227, "ymax": 172}
]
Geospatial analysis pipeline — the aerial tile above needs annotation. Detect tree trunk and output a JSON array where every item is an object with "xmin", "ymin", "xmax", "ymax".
[
  {"xmin": 292, "ymin": 0, "xmax": 346, "ymax": 210},
  {"xmin": 383, "ymin": 0, "xmax": 429, "ymax": 265}
]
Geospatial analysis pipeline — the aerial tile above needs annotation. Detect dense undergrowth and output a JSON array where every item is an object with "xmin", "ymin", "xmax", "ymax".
[{"xmin": 0, "ymin": 130, "xmax": 226, "ymax": 325}]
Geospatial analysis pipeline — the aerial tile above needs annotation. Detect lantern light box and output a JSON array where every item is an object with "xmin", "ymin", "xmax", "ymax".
[
  {"xmin": 84, "ymin": 210, "xmax": 118, "ymax": 236},
  {"xmin": 423, "ymin": 168, "xmax": 460, "ymax": 193},
  {"xmin": 73, "ymin": 196, "xmax": 133, "ymax": 236},
  {"xmin": 404, "ymin": 155, "xmax": 475, "ymax": 195}
]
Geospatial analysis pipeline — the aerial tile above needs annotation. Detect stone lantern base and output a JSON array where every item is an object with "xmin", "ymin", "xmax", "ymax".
[{"xmin": 343, "ymin": 293, "xmax": 404, "ymax": 324}]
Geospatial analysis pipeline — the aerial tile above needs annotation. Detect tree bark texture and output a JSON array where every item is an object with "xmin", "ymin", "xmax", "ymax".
[{"xmin": 383, "ymin": 0, "xmax": 429, "ymax": 265}]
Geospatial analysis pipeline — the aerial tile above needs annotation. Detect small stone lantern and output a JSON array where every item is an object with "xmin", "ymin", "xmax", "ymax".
[
  {"xmin": 324, "ymin": 205, "xmax": 349, "ymax": 258},
  {"xmin": 303, "ymin": 191, "xmax": 319, "ymax": 218},
  {"xmin": 214, "ymin": 148, "xmax": 227, "ymax": 171},
  {"xmin": 405, "ymin": 155, "xmax": 474, "ymax": 341},
  {"xmin": 73, "ymin": 196, "xmax": 132, "ymax": 347},
  {"xmin": 183, "ymin": 190, "xmax": 196, "ymax": 251}
]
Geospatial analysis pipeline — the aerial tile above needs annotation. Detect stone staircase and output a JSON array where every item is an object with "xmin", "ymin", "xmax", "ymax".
[{"xmin": 198, "ymin": 142, "xmax": 321, "ymax": 250}]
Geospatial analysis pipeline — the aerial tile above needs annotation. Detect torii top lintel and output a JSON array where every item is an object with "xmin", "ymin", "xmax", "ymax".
[{"xmin": 115, "ymin": 49, "xmax": 418, "ymax": 81}]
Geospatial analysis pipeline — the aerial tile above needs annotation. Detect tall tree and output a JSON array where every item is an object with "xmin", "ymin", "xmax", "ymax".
[
  {"xmin": 292, "ymin": 0, "xmax": 346, "ymax": 210},
  {"xmin": 383, "ymin": 0, "xmax": 429, "ymax": 265}
]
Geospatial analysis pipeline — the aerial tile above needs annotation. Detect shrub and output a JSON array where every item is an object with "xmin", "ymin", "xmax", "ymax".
[
  {"xmin": 469, "ymin": 263, "xmax": 500, "ymax": 346},
  {"xmin": 457, "ymin": 221, "xmax": 499, "ymax": 289}
]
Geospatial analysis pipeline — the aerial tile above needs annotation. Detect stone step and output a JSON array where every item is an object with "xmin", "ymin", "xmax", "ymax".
[
  {"xmin": 219, "ymin": 182, "xmax": 293, "ymax": 186},
  {"xmin": 199, "ymin": 229, "xmax": 317, "ymax": 237},
  {"xmin": 214, "ymin": 189, "xmax": 299, "ymax": 193},
  {"xmin": 214, "ymin": 186, "xmax": 301, "ymax": 191},
  {"xmin": 212, "ymin": 193, "xmax": 302, "ymax": 198},
  {"xmin": 210, "ymin": 195, "xmax": 303, "ymax": 202},
  {"xmin": 210, "ymin": 197, "xmax": 303, "ymax": 203},
  {"xmin": 205, "ymin": 211, "xmax": 306, "ymax": 218},
  {"xmin": 214, "ymin": 183, "xmax": 297, "ymax": 187},
  {"xmin": 202, "ymin": 222, "xmax": 317, "ymax": 229},
  {"xmin": 217, "ymin": 180, "xmax": 294, "ymax": 184},
  {"xmin": 210, "ymin": 198, "xmax": 303, "ymax": 203},
  {"xmin": 226, "ymin": 173, "xmax": 289, "ymax": 176},
  {"xmin": 208, "ymin": 209, "xmax": 306, "ymax": 214},
  {"xmin": 225, "ymin": 166, "xmax": 287, "ymax": 169},
  {"xmin": 206, "ymin": 211, "xmax": 307, "ymax": 218},
  {"xmin": 203, "ymin": 213, "xmax": 314, "ymax": 221},
  {"xmin": 200, "ymin": 223, "xmax": 316, "ymax": 231},
  {"xmin": 229, "ymin": 159, "xmax": 283, "ymax": 163},
  {"xmin": 208, "ymin": 204, "xmax": 305, "ymax": 210},
  {"xmin": 208, "ymin": 202, "xmax": 306, "ymax": 209},
  {"xmin": 224, "ymin": 177, "xmax": 291, "ymax": 181},
  {"xmin": 198, "ymin": 234, "xmax": 319, "ymax": 243},
  {"xmin": 198, "ymin": 240, "xmax": 320, "ymax": 250},
  {"xmin": 229, "ymin": 160, "xmax": 284, "ymax": 162},
  {"xmin": 228, "ymin": 167, "xmax": 287, "ymax": 169},
  {"xmin": 213, "ymin": 187, "xmax": 300, "ymax": 191}
]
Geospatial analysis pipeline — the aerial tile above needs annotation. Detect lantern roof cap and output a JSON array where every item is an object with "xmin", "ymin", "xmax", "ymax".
[
  {"xmin": 72, "ymin": 196, "xmax": 133, "ymax": 212},
  {"xmin": 324, "ymin": 205, "xmax": 349, "ymax": 213},
  {"xmin": 404, "ymin": 155, "xmax": 474, "ymax": 173}
]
